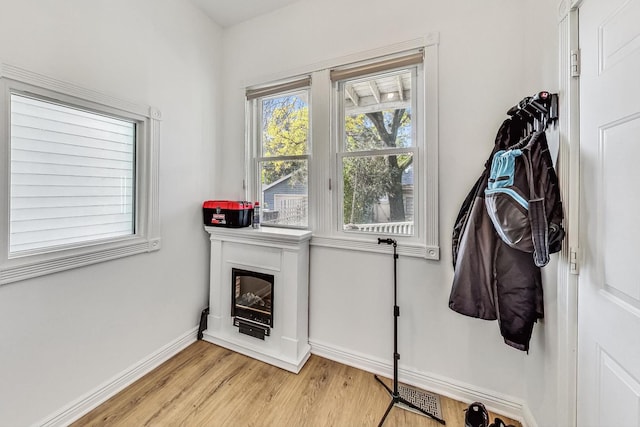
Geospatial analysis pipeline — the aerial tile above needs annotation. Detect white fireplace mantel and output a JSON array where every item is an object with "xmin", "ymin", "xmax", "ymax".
[{"xmin": 203, "ymin": 226, "xmax": 312, "ymax": 373}]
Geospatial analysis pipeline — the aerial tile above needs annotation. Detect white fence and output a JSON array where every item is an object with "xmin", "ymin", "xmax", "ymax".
[
  {"xmin": 349, "ymin": 221, "xmax": 414, "ymax": 235},
  {"xmin": 264, "ymin": 197, "xmax": 308, "ymax": 226},
  {"xmin": 263, "ymin": 196, "xmax": 412, "ymax": 234}
]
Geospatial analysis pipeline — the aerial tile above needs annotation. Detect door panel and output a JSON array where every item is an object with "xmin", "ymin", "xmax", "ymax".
[
  {"xmin": 598, "ymin": 348, "xmax": 640, "ymax": 426},
  {"xmin": 599, "ymin": 0, "xmax": 640, "ymax": 73},
  {"xmin": 601, "ymin": 115, "xmax": 640, "ymax": 305},
  {"xmin": 578, "ymin": 0, "xmax": 640, "ymax": 426}
]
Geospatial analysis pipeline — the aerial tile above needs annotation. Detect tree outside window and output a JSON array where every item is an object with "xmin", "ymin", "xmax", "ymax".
[
  {"xmin": 339, "ymin": 69, "xmax": 416, "ymax": 236},
  {"xmin": 256, "ymin": 90, "xmax": 309, "ymax": 227}
]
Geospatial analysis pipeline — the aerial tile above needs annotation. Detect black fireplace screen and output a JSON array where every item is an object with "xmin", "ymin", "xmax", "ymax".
[{"xmin": 231, "ymin": 268, "xmax": 274, "ymax": 327}]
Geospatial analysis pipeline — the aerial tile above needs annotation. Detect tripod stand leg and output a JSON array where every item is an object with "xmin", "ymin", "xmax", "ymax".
[
  {"xmin": 396, "ymin": 395, "xmax": 446, "ymax": 425},
  {"xmin": 374, "ymin": 374, "xmax": 393, "ymax": 395},
  {"xmin": 377, "ymin": 398, "xmax": 395, "ymax": 427},
  {"xmin": 375, "ymin": 374, "xmax": 446, "ymax": 425}
]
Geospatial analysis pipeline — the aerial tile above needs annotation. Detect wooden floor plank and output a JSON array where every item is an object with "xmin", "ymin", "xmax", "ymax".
[{"xmin": 72, "ymin": 341, "xmax": 522, "ymax": 427}]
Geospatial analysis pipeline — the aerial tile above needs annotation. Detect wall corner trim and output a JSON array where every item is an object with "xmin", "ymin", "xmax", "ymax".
[
  {"xmin": 558, "ymin": 0, "xmax": 570, "ymax": 19},
  {"xmin": 522, "ymin": 403, "xmax": 541, "ymax": 427},
  {"xmin": 36, "ymin": 327, "xmax": 198, "ymax": 427}
]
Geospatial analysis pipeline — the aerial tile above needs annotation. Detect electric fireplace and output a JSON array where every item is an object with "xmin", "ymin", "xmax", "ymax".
[
  {"xmin": 232, "ymin": 268, "xmax": 274, "ymax": 339},
  {"xmin": 202, "ymin": 226, "xmax": 312, "ymax": 373}
]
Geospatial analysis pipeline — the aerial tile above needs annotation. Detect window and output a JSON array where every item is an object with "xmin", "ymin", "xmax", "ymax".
[
  {"xmin": 246, "ymin": 78, "xmax": 310, "ymax": 228},
  {"xmin": 246, "ymin": 37, "xmax": 439, "ymax": 259},
  {"xmin": 9, "ymin": 94, "xmax": 136, "ymax": 253},
  {"xmin": 334, "ymin": 65, "xmax": 418, "ymax": 236},
  {"xmin": 0, "ymin": 64, "xmax": 161, "ymax": 285}
]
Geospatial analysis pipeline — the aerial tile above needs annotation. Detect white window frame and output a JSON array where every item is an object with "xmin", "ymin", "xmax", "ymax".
[
  {"xmin": 0, "ymin": 63, "xmax": 161, "ymax": 285},
  {"xmin": 245, "ymin": 80, "xmax": 311, "ymax": 229},
  {"xmin": 245, "ymin": 35, "xmax": 439, "ymax": 259},
  {"xmin": 334, "ymin": 65, "xmax": 420, "ymax": 239}
]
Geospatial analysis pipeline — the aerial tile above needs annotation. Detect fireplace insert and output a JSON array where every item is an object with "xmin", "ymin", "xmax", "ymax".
[{"xmin": 231, "ymin": 268, "xmax": 274, "ymax": 339}]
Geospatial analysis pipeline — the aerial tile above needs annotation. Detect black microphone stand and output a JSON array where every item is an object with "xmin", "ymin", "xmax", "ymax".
[{"xmin": 374, "ymin": 238, "xmax": 446, "ymax": 426}]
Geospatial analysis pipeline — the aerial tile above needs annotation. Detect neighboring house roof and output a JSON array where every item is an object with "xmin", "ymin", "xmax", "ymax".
[
  {"xmin": 262, "ymin": 174, "xmax": 307, "ymax": 210},
  {"xmin": 262, "ymin": 173, "xmax": 293, "ymax": 192}
]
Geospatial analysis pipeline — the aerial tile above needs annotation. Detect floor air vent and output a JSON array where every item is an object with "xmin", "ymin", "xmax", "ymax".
[{"xmin": 397, "ymin": 383, "xmax": 443, "ymax": 419}]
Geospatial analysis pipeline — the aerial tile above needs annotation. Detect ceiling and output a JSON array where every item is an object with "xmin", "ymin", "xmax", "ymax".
[{"xmin": 191, "ymin": 0, "xmax": 301, "ymax": 28}]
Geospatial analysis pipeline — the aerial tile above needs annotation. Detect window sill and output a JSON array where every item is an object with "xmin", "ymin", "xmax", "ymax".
[
  {"xmin": 310, "ymin": 235, "xmax": 439, "ymax": 260},
  {"xmin": 0, "ymin": 237, "xmax": 161, "ymax": 286}
]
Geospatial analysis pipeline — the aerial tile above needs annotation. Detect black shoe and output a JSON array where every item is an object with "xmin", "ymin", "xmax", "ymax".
[
  {"xmin": 489, "ymin": 418, "xmax": 515, "ymax": 427},
  {"xmin": 465, "ymin": 402, "xmax": 489, "ymax": 427}
]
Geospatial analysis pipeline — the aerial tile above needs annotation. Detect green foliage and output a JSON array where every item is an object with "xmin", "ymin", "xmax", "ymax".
[
  {"xmin": 260, "ymin": 95, "xmax": 309, "ymax": 186},
  {"xmin": 342, "ymin": 155, "xmax": 388, "ymax": 225},
  {"xmin": 258, "ymin": 93, "xmax": 413, "ymax": 227},
  {"xmin": 342, "ymin": 109, "xmax": 413, "ymax": 225}
]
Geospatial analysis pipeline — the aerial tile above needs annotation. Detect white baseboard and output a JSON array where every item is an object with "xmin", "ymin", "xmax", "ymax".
[
  {"xmin": 34, "ymin": 332, "xmax": 537, "ymax": 427},
  {"xmin": 310, "ymin": 339, "xmax": 528, "ymax": 426},
  {"xmin": 35, "ymin": 327, "xmax": 198, "ymax": 427}
]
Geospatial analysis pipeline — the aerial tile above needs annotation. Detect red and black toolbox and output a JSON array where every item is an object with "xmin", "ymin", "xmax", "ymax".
[{"xmin": 203, "ymin": 200, "xmax": 254, "ymax": 228}]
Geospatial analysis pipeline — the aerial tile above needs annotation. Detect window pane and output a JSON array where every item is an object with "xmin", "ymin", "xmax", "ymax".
[
  {"xmin": 343, "ymin": 70, "xmax": 412, "ymax": 152},
  {"xmin": 10, "ymin": 94, "xmax": 135, "ymax": 253},
  {"xmin": 261, "ymin": 92, "xmax": 309, "ymax": 157},
  {"xmin": 342, "ymin": 153, "xmax": 414, "ymax": 236},
  {"xmin": 260, "ymin": 159, "xmax": 308, "ymax": 227}
]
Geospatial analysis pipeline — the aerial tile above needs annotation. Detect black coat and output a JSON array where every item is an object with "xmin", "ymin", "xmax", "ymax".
[{"xmin": 449, "ymin": 118, "xmax": 564, "ymax": 351}]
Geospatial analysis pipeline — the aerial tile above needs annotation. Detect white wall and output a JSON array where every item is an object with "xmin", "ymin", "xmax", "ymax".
[
  {"xmin": 219, "ymin": 0, "xmax": 561, "ymax": 408},
  {"xmin": 0, "ymin": 1, "xmax": 222, "ymax": 425}
]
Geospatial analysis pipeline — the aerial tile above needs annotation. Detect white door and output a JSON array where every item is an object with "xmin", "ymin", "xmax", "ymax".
[{"xmin": 578, "ymin": 0, "xmax": 640, "ymax": 425}]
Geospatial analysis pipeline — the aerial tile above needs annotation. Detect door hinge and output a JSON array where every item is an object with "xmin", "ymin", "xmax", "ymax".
[
  {"xmin": 329, "ymin": 178, "xmax": 332, "ymax": 191},
  {"xmin": 570, "ymin": 49, "xmax": 581, "ymax": 77},
  {"xmin": 569, "ymin": 246, "xmax": 579, "ymax": 275}
]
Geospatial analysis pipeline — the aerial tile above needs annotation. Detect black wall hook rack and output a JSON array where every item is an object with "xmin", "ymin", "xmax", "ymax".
[{"xmin": 507, "ymin": 91, "xmax": 558, "ymax": 133}]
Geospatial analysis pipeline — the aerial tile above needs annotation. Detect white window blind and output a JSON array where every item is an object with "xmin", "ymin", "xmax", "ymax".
[{"xmin": 9, "ymin": 93, "xmax": 135, "ymax": 254}]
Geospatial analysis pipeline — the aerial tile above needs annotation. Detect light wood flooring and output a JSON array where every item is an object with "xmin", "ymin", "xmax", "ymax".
[{"xmin": 72, "ymin": 340, "xmax": 522, "ymax": 427}]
